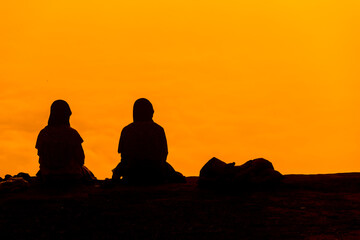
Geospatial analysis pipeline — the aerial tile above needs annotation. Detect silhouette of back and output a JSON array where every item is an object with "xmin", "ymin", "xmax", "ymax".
[
  {"xmin": 113, "ymin": 98, "xmax": 185, "ymax": 184},
  {"xmin": 36, "ymin": 100, "xmax": 96, "ymax": 183}
]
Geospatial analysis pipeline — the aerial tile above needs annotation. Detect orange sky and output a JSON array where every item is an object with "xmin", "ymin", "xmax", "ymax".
[{"xmin": 1, "ymin": 1, "xmax": 359, "ymax": 179}]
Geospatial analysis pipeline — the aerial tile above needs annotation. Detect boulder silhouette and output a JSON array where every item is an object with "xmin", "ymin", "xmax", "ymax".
[
  {"xmin": 199, "ymin": 157, "xmax": 283, "ymax": 189},
  {"xmin": 0, "ymin": 177, "xmax": 29, "ymax": 193},
  {"xmin": 4, "ymin": 174, "xmax": 12, "ymax": 181},
  {"xmin": 14, "ymin": 172, "xmax": 31, "ymax": 182}
]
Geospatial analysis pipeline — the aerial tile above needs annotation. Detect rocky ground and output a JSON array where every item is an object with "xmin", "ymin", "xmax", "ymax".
[{"xmin": 0, "ymin": 174, "xmax": 360, "ymax": 240}]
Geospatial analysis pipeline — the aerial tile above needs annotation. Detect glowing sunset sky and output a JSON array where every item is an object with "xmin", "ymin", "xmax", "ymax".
[{"xmin": 1, "ymin": 1, "xmax": 359, "ymax": 179}]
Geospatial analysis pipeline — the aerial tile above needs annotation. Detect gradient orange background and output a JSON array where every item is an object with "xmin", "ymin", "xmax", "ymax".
[{"xmin": 1, "ymin": 1, "xmax": 359, "ymax": 179}]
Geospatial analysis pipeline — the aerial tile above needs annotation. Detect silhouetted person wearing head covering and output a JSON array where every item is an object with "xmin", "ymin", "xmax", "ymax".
[
  {"xmin": 112, "ymin": 98, "xmax": 185, "ymax": 184},
  {"xmin": 36, "ymin": 100, "xmax": 96, "ymax": 183}
]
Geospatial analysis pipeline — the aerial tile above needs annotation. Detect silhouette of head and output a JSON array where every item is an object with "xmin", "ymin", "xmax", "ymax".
[
  {"xmin": 48, "ymin": 100, "xmax": 72, "ymax": 126},
  {"xmin": 133, "ymin": 98, "xmax": 154, "ymax": 122}
]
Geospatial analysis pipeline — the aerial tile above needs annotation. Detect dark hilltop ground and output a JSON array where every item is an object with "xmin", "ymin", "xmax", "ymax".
[{"xmin": 0, "ymin": 174, "xmax": 360, "ymax": 240}]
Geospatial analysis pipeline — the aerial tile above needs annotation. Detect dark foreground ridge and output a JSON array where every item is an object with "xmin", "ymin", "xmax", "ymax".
[{"xmin": 1, "ymin": 174, "xmax": 360, "ymax": 240}]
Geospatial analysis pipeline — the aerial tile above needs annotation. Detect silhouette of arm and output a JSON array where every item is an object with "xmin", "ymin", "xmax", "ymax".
[
  {"xmin": 75, "ymin": 144, "xmax": 85, "ymax": 166},
  {"xmin": 35, "ymin": 130, "xmax": 44, "ymax": 162},
  {"xmin": 70, "ymin": 129, "xmax": 85, "ymax": 166},
  {"xmin": 118, "ymin": 128, "xmax": 126, "ymax": 154},
  {"xmin": 160, "ymin": 128, "xmax": 168, "ymax": 163}
]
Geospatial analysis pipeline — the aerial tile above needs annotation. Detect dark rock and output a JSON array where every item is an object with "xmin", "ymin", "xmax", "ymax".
[
  {"xmin": 199, "ymin": 157, "xmax": 283, "ymax": 189},
  {"xmin": 15, "ymin": 172, "xmax": 31, "ymax": 182},
  {"xmin": 233, "ymin": 158, "xmax": 283, "ymax": 186},
  {"xmin": 283, "ymin": 173, "xmax": 360, "ymax": 192},
  {"xmin": 0, "ymin": 177, "xmax": 29, "ymax": 193},
  {"xmin": 198, "ymin": 157, "xmax": 236, "ymax": 188},
  {"xmin": 4, "ymin": 174, "xmax": 12, "ymax": 181},
  {"xmin": 200, "ymin": 157, "xmax": 235, "ymax": 178},
  {"xmin": 169, "ymin": 171, "xmax": 187, "ymax": 183}
]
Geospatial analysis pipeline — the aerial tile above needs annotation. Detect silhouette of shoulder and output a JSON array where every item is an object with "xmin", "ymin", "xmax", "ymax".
[
  {"xmin": 36, "ymin": 126, "xmax": 83, "ymax": 149},
  {"xmin": 122, "ymin": 121, "xmax": 164, "ymax": 133},
  {"xmin": 118, "ymin": 121, "xmax": 166, "ymax": 154}
]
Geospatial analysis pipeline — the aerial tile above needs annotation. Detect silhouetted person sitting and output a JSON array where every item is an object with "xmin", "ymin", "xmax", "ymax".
[
  {"xmin": 36, "ymin": 100, "xmax": 96, "ymax": 184},
  {"xmin": 112, "ymin": 98, "xmax": 185, "ymax": 184}
]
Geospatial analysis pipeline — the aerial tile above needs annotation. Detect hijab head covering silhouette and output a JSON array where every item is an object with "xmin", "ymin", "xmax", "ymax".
[
  {"xmin": 48, "ymin": 100, "xmax": 72, "ymax": 126},
  {"xmin": 133, "ymin": 98, "xmax": 154, "ymax": 122}
]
